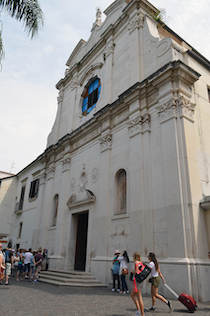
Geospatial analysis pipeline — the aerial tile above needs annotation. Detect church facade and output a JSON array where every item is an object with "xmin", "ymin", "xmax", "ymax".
[{"xmin": 1, "ymin": 0, "xmax": 210, "ymax": 301}]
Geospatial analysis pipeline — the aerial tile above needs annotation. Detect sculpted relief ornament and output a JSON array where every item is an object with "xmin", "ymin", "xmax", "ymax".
[
  {"xmin": 157, "ymin": 96, "xmax": 196, "ymax": 124},
  {"xmin": 57, "ymin": 87, "xmax": 64, "ymax": 104},
  {"xmin": 128, "ymin": 12, "xmax": 145, "ymax": 33},
  {"xmin": 128, "ymin": 113, "xmax": 151, "ymax": 138},
  {"xmin": 100, "ymin": 132, "xmax": 112, "ymax": 152}
]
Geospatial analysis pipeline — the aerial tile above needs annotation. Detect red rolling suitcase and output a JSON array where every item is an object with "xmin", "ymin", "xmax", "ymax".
[
  {"xmin": 178, "ymin": 293, "xmax": 197, "ymax": 313},
  {"xmin": 164, "ymin": 284, "xmax": 197, "ymax": 313}
]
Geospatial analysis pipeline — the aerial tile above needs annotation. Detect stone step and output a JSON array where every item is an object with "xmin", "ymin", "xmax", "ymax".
[
  {"xmin": 40, "ymin": 274, "xmax": 102, "ymax": 284},
  {"xmin": 38, "ymin": 278, "xmax": 107, "ymax": 287},
  {"xmin": 41, "ymin": 271, "xmax": 94, "ymax": 279},
  {"xmin": 48, "ymin": 269, "xmax": 92, "ymax": 276},
  {"xmin": 38, "ymin": 270, "xmax": 107, "ymax": 288}
]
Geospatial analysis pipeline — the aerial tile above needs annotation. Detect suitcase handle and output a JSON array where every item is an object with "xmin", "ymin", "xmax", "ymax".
[{"xmin": 164, "ymin": 283, "xmax": 179, "ymax": 300}]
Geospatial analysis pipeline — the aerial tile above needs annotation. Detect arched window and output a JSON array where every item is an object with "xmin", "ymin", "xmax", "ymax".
[
  {"xmin": 52, "ymin": 194, "xmax": 59, "ymax": 227},
  {"xmin": 116, "ymin": 169, "xmax": 127, "ymax": 215},
  {"xmin": 82, "ymin": 76, "xmax": 101, "ymax": 116}
]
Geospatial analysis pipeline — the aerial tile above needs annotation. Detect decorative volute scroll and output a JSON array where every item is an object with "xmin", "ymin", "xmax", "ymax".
[
  {"xmin": 128, "ymin": 113, "xmax": 151, "ymax": 138},
  {"xmin": 67, "ymin": 189, "xmax": 96, "ymax": 209},
  {"xmin": 157, "ymin": 96, "xmax": 196, "ymax": 124}
]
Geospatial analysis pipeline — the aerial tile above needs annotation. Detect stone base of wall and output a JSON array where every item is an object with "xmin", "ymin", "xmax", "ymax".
[{"xmin": 91, "ymin": 257, "xmax": 210, "ymax": 302}]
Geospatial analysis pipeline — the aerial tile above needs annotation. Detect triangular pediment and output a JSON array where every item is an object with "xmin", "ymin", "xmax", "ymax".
[{"xmin": 66, "ymin": 39, "xmax": 86, "ymax": 68}]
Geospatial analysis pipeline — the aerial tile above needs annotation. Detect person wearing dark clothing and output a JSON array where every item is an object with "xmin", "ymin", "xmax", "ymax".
[{"xmin": 112, "ymin": 250, "xmax": 121, "ymax": 292}]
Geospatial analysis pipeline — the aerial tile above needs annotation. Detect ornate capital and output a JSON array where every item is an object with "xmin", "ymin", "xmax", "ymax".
[
  {"xmin": 128, "ymin": 12, "xmax": 145, "ymax": 33},
  {"xmin": 100, "ymin": 133, "xmax": 112, "ymax": 152},
  {"xmin": 105, "ymin": 42, "xmax": 115, "ymax": 58},
  {"xmin": 157, "ymin": 96, "xmax": 195, "ymax": 124},
  {"xmin": 62, "ymin": 155, "xmax": 71, "ymax": 173},
  {"xmin": 46, "ymin": 164, "xmax": 56, "ymax": 181},
  {"xmin": 128, "ymin": 113, "xmax": 151, "ymax": 138}
]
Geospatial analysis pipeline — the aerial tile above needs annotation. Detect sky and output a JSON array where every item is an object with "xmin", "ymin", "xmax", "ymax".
[{"xmin": 0, "ymin": 0, "xmax": 210, "ymax": 174}]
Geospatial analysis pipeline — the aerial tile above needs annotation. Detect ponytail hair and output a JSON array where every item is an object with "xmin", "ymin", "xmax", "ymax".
[
  {"xmin": 148, "ymin": 252, "xmax": 159, "ymax": 271},
  {"xmin": 123, "ymin": 250, "xmax": 129, "ymax": 263}
]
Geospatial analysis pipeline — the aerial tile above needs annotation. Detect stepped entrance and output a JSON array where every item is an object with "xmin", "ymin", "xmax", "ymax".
[{"xmin": 74, "ymin": 211, "xmax": 89, "ymax": 271}]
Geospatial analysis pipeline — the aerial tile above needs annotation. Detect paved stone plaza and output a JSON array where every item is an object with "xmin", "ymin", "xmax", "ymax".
[{"xmin": 0, "ymin": 280, "xmax": 210, "ymax": 316}]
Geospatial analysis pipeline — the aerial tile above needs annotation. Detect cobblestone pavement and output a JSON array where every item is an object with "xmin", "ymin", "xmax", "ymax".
[{"xmin": 0, "ymin": 279, "xmax": 210, "ymax": 316}]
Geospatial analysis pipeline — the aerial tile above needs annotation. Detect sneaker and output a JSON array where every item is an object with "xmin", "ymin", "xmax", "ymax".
[
  {"xmin": 126, "ymin": 290, "xmax": 129, "ymax": 294},
  {"xmin": 149, "ymin": 306, "xmax": 156, "ymax": 311},
  {"xmin": 123, "ymin": 291, "xmax": 126, "ymax": 294},
  {"xmin": 167, "ymin": 300, "xmax": 173, "ymax": 311},
  {"xmin": 117, "ymin": 288, "xmax": 120, "ymax": 293},
  {"xmin": 111, "ymin": 288, "xmax": 115, "ymax": 292},
  {"xmin": 135, "ymin": 311, "xmax": 140, "ymax": 316}
]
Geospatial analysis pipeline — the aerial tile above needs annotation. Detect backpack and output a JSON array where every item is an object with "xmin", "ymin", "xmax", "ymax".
[
  {"xmin": 112, "ymin": 256, "xmax": 120, "ymax": 274},
  {"xmin": 5, "ymin": 250, "xmax": 12, "ymax": 263}
]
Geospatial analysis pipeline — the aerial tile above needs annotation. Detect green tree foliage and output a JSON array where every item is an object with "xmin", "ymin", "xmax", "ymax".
[{"xmin": 0, "ymin": 0, "xmax": 43, "ymax": 63}]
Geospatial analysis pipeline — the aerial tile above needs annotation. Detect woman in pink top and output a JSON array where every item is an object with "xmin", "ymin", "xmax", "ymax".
[{"xmin": 130, "ymin": 252, "xmax": 145, "ymax": 316}]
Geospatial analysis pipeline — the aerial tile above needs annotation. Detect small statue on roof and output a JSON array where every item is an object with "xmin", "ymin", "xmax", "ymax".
[{"xmin": 96, "ymin": 7, "xmax": 102, "ymax": 26}]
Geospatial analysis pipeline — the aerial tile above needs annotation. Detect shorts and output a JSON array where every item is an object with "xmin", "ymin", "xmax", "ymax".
[
  {"xmin": 35, "ymin": 265, "xmax": 42, "ymax": 273},
  {"xmin": 5, "ymin": 263, "xmax": 11, "ymax": 276},
  {"xmin": 151, "ymin": 276, "xmax": 161, "ymax": 288},
  {"xmin": 133, "ymin": 278, "xmax": 143, "ymax": 292},
  {"xmin": 18, "ymin": 264, "xmax": 24, "ymax": 272}
]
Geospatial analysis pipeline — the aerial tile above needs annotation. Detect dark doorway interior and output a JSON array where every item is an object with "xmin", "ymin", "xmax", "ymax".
[{"xmin": 74, "ymin": 212, "xmax": 89, "ymax": 271}]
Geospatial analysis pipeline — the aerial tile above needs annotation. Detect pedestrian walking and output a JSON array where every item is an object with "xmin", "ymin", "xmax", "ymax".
[
  {"xmin": 147, "ymin": 252, "xmax": 172, "ymax": 312},
  {"xmin": 130, "ymin": 252, "xmax": 145, "ymax": 316},
  {"xmin": 4, "ymin": 242, "xmax": 13, "ymax": 285},
  {"xmin": 34, "ymin": 248, "xmax": 43, "ymax": 281},
  {"xmin": 111, "ymin": 250, "xmax": 121, "ymax": 292},
  {"xmin": 118, "ymin": 250, "xmax": 129, "ymax": 294}
]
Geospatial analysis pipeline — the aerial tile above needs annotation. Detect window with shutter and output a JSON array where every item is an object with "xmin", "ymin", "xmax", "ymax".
[
  {"xmin": 82, "ymin": 77, "xmax": 101, "ymax": 116},
  {"xmin": 29, "ymin": 179, "xmax": 39, "ymax": 199}
]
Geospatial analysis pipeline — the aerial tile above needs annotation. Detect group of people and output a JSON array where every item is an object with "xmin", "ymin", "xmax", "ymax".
[
  {"xmin": 112, "ymin": 250, "xmax": 172, "ymax": 316},
  {"xmin": 0, "ymin": 242, "xmax": 48, "ymax": 285}
]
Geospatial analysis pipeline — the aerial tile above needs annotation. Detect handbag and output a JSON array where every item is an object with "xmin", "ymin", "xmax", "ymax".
[
  {"xmin": 135, "ymin": 262, "xmax": 151, "ymax": 283},
  {"xmin": 129, "ymin": 271, "xmax": 134, "ymax": 281},
  {"xmin": 122, "ymin": 268, "xmax": 128, "ymax": 275}
]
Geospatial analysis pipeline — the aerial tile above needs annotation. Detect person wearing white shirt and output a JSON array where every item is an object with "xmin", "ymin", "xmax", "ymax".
[
  {"xmin": 147, "ymin": 252, "xmax": 172, "ymax": 312},
  {"xmin": 24, "ymin": 248, "xmax": 33, "ymax": 279},
  {"xmin": 118, "ymin": 250, "xmax": 129, "ymax": 294}
]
